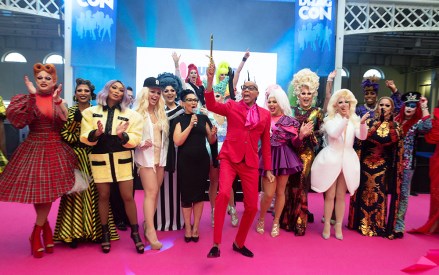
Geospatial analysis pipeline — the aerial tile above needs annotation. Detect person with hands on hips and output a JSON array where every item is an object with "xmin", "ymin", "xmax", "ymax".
[{"xmin": 205, "ymin": 60, "xmax": 274, "ymax": 259}]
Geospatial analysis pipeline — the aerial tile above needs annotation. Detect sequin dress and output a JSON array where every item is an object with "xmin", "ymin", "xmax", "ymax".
[{"xmin": 280, "ymin": 106, "xmax": 323, "ymax": 236}]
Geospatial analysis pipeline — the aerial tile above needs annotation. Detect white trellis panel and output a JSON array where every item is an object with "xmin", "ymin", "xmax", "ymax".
[
  {"xmin": 345, "ymin": 0, "xmax": 439, "ymax": 35},
  {"xmin": 0, "ymin": 0, "xmax": 63, "ymax": 19}
]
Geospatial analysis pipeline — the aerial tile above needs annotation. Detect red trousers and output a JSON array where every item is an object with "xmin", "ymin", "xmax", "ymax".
[{"xmin": 213, "ymin": 159, "xmax": 259, "ymax": 247}]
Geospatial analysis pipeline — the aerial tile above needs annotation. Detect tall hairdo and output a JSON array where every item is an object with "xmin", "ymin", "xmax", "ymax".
[
  {"xmin": 185, "ymin": 64, "xmax": 203, "ymax": 86},
  {"xmin": 33, "ymin": 63, "xmax": 57, "ymax": 83},
  {"xmin": 288, "ymin": 68, "xmax": 319, "ymax": 106},
  {"xmin": 157, "ymin": 72, "xmax": 183, "ymax": 100}
]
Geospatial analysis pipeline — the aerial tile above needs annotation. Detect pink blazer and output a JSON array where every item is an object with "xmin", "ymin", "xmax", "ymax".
[{"xmin": 205, "ymin": 91, "xmax": 272, "ymax": 170}]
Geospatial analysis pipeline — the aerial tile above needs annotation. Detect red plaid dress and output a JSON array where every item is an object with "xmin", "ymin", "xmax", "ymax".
[{"xmin": 0, "ymin": 94, "xmax": 77, "ymax": 203}]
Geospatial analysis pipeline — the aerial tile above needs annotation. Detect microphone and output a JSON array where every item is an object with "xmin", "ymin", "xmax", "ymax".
[{"xmin": 192, "ymin": 107, "xmax": 199, "ymax": 127}]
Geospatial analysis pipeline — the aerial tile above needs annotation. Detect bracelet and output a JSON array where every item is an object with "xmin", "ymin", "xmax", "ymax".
[
  {"xmin": 421, "ymin": 106, "xmax": 428, "ymax": 110},
  {"xmin": 327, "ymin": 77, "xmax": 334, "ymax": 82},
  {"xmin": 242, "ymin": 57, "xmax": 247, "ymax": 62},
  {"xmin": 54, "ymin": 99, "xmax": 63, "ymax": 105}
]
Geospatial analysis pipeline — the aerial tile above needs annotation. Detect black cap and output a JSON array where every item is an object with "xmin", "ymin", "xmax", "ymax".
[
  {"xmin": 401, "ymin": 91, "xmax": 421, "ymax": 103},
  {"xmin": 143, "ymin": 77, "xmax": 160, "ymax": 88}
]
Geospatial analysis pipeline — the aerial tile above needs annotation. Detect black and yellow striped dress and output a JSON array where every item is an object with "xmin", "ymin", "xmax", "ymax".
[
  {"xmin": 53, "ymin": 105, "xmax": 119, "ymax": 243},
  {"xmin": 0, "ymin": 96, "xmax": 7, "ymax": 173}
]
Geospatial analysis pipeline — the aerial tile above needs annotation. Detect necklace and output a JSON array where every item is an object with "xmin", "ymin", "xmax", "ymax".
[{"xmin": 364, "ymin": 104, "xmax": 377, "ymax": 112}]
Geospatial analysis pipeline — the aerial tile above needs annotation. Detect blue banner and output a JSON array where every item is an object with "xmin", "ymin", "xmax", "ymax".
[
  {"xmin": 293, "ymin": 0, "xmax": 336, "ymax": 76},
  {"xmin": 71, "ymin": 0, "xmax": 117, "ymax": 68}
]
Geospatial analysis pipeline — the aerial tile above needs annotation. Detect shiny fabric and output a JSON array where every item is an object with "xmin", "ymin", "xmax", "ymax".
[
  {"xmin": 348, "ymin": 118, "xmax": 404, "ymax": 237},
  {"xmin": 280, "ymin": 106, "xmax": 323, "ymax": 236}
]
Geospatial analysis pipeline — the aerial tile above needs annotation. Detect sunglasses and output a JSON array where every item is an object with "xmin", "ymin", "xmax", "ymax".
[
  {"xmin": 404, "ymin": 102, "xmax": 417, "ymax": 108},
  {"xmin": 241, "ymin": 85, "xmax": 257, "ymax": 91},
  {"xmin": 164, "ymin": 89, "xmax": 175, "ymax": 93},
  {"xmin": 185, "ymin": 98, "xmax": 199, "ymax": 103},
  {"xmin": 379, "ymin": 103, "xmax": 391, "ymax": 108}
]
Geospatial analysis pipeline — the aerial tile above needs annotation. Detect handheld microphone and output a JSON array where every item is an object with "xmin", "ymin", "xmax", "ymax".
[{"xmin": 192, "ymin": 108, "xmax": 199, "ymax": 127}]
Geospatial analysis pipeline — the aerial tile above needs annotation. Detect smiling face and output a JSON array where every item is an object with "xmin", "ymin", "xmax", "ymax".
[
  {"xmin": 241, "ymin": 81, "xmax": 259, "ymax": 106},
  {"xmin": 364, "ymin": 90, "xmax": 377, "ymax": 106},
  {"xmin": 75, "ymin": 84, "xmax": 92, "ymax": 104},
  {"xmin": 183, "ymin": 93, "xmax": 199, "ymax": 113},
  {"xmin": 107, "ymin": 81, "xmax": 125, "ymax": 105},
  {"xmin": 35, "ymin": 71, "xmax": 56, "ymax": 94},
  {"xmin": 148, "ymin": 87, "xmax": 161, "ymax": 107},
  {"xmin": 163, "ymin": 85, "xmax": 177, "ymax": 105},
  {"xmin": 336, "ymin": 96, "xmax": 350, "ymax": 117},
  {"xmin": 267, "ymin": 96, "xmax": 282, "ymax": 116},
  {"xmin": 298, "ymin": 85, "xmax": 313, "ymax": 109}
]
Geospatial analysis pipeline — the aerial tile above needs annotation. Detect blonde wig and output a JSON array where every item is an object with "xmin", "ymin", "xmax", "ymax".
[
  {"xmin": 325, "ymin": 89, "xmax": 360, "ymax": 127},
  {"xmin": 265, "ymin": 84, "xmax": 292, "ymax": 117},
  {"xmin": 135, "ymin": 87, "xmax": 169, "ymax": 136},
  {"xmin": 288, "ymin": 68, "xmax": 320, "ymax": 107}
]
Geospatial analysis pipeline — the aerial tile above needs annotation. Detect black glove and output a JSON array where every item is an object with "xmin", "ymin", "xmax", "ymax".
[
  {"xmin": 227, "ymin": 67, "xmax": 233, "ymax": 77},
  {"xmin": 74, "ymin": 108, "xmax": 82, "ymax": 122},
  {"xmin": 228, "ymin": 71, "xmax": 235, "ymax": 101}
]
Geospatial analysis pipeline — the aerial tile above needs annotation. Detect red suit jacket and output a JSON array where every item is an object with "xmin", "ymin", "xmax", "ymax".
[{"xmin": 205, "ymin": 91, "xmax": 272, "ymax": 171}]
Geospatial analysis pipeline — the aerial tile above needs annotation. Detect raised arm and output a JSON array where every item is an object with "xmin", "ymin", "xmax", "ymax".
[
  {"xmin": 233, "ymin": 50, "xmax": 250, "ymax": 89},
  {"xmin": 172, "ymin": 52, "xmax": 184, "ymax": 85},
  {"xmin": 323, "ymin": 70, "xmax": 336, "ymax": 113}
]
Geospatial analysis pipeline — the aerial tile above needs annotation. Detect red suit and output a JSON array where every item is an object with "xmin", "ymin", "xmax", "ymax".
[
  {"xmin": 205, "ymin": 91, "xmax": 272, "ymax": 247},
  {"xmin": 409, "ymin": 107, "xmax": 439, "ymax": 234}
]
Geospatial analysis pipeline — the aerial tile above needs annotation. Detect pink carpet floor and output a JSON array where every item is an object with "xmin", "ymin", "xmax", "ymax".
[{"xmin": 1, "ymin": 192, "xmax": 438, "ymax": 275}]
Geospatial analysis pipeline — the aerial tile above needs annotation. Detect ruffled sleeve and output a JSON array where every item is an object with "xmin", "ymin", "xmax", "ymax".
[{"xmin": 6, "ymin": 94, "xmax": 37, "ymax": 129}]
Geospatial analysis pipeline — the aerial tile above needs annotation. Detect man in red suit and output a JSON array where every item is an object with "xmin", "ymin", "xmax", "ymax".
[{"xmin": 205, "ymin": 62, "xmax": 274, "ymax": 258}]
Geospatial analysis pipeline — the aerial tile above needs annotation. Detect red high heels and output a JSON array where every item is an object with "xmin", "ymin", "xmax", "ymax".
[
  {"xmin": 42, "ymin": 221, "xmax": 54, "ymax": 253},
  {"xmin": 29, "ymin": 225, "xmax": 44, "ymax": 258}
]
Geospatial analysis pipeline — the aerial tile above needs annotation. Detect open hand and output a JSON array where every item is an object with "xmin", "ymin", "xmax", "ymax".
[
  {"xmin": 116, "ymin": 121, "xmax": 129, "ymax": 136},
  {"xmin": 24, "ymin": 76, "xmax": 36, "ymax": 94},
  {"xmin": 360, "ymin": 112, "xmax": 370, "ymax": 124}
]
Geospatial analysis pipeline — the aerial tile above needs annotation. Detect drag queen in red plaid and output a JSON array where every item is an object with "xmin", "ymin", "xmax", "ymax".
[{"xmin": 0, "ymin": 63, "xmax": 78, "ymax": 258}]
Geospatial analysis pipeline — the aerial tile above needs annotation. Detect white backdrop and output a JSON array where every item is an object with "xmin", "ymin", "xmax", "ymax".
[{"xmin": 136, "ymin": 47, "xmax": 277, "ymax": 106}]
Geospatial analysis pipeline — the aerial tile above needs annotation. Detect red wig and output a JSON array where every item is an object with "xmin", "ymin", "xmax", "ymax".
[
  {"xmin": 185, "ymin": 64, "xmax": 203, "ymax": 87},
  {"xmin": 394, "ymin": 102, "xmax": 423, "ymax": 135}
]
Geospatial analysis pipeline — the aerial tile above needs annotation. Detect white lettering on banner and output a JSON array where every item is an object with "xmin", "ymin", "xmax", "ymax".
[
  {"xmin": 77, "ymin": 0, "xmax": 114, "ymax": 9},
  {"xmin": 298, "ymin": 0, "xmax": 332, "ymax": 21}
]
